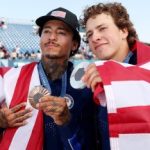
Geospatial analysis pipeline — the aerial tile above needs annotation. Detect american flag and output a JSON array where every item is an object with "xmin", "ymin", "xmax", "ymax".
[
  {"xmin": 51, "ymin": 11, "xmax": 66, "ymax": 18},
  {"xmin": 94, "ymin": 60, "xmax": 150, "ymax": 150},
  {"xmin": 0, "ymin": 63, "xmax": 43, "ymax": 150}
]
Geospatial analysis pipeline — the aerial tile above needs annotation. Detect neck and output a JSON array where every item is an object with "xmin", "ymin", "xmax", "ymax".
[
  {"xmin": 41, "ymin": 57, "xmax": 68, "ymax": 81},
  {"xmin": 113, "ymin": 40, "xmax": 130, "ymax": 62}
]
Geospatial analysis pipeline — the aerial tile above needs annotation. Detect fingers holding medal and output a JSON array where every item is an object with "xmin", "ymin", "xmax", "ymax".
[
  {"xmin": 35, "ymin": 94, "xmax": 70, "ymax": 125},
  {"xmin": 28, "ymin": 86, "xmax": 71, "ymax": 125}
]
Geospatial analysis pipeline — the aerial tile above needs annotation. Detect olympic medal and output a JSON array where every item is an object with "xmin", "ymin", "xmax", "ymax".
[
  {"xmin": 70, "ymin": 61, "xmax": 90, "ymax": 89},
  {"xmin": 28, "ymin": 85, "xmax": 50, "ymax": 108}
]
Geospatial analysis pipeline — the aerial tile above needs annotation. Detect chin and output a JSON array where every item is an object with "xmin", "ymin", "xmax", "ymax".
[
  {"xmin": 44, "ymin": 53, "xmax": 61, "ymax": 59},
  {"xmin": 97, "ymin": 54, "xmax": 107, "ymax": 60}
]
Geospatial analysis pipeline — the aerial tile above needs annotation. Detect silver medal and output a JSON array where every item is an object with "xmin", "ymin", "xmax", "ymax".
[{"xmin": 70, "ymin": 61, "xmax": 90, "ymax": 89}]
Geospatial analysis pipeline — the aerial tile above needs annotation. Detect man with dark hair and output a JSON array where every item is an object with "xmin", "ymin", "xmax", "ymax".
[
  {"xmin": 81, "ymin": 2, "xmax": 150, "ymax": 150},
  {"xmin": 0, "ymin": 7, "xmax": 97, "ymax": 149}
]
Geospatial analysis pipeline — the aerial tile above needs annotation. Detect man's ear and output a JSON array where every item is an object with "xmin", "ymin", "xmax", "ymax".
[
  {"xmin": 121, "ymin": 28, "xmax": 128, "ymax": 39},
  {"xmin": 71, "ymin": 41, "xmax": 79, "ymax": 52}
]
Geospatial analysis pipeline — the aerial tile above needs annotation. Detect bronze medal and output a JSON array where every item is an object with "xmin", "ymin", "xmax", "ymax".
[{"xmin": 28, "ymin": 85, "xmax": 50, "ymax": 108}]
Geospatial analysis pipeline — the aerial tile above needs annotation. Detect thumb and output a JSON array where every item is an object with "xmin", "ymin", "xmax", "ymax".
[
  {"xmin": 1, "ymin": 101, "xmax": 8, "ymax": 109},
  {"xmin": 1, "ymin": 102, "xmax": 9, "ymax": 114}
]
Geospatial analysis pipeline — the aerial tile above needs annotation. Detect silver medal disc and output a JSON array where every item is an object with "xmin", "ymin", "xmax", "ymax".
[
  {"xmin": 70, "ymin": 61, "xmax": 90, "ymax": 89},
  {"xmin": 28, "ymin": 85, "xmax": 51, "ymax": 108}
]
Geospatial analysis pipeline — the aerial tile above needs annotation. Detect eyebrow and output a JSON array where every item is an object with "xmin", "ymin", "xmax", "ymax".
[{"xmin": 43, "ymin": 25, "xmax": 70, "ymax": 32}]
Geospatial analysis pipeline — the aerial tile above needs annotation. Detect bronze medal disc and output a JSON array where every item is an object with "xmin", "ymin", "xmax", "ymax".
[{"xmin": 28, "ymin": 85, "xmax": 50, "ymax": 108}]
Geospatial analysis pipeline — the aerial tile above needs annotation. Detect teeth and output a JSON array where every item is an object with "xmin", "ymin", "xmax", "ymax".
[{"xmin": 28, "ymin": 85, "xmax": 51, "ymax": 109}]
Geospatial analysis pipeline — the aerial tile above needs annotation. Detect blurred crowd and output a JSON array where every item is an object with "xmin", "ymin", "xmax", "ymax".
[
  {"xmin": 0, "ymin": 42, "xmax": 41, "ymax": 60},
  {"xmin": 0, "ymin": 40, "xmax": 96, "ymax": 61}
]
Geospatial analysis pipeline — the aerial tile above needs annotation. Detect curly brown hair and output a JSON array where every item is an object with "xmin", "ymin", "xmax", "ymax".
[{"xmin": 81, "ymin": 2, "xmax": 138, "ymax": 49}]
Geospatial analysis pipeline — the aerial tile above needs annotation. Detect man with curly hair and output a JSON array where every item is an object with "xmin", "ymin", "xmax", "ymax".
[{"xmin": 81, "ymin": 2, "xmax": 150, "ymax": 150}]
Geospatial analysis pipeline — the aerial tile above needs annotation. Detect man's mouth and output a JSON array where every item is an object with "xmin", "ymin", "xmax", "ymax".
[
  {"xmin": 95, "ymin": 43, "xmax": 107, "ymax": 50},
  {"xmin": 45, "ymin": 42, "xmax": 58, "ymax": 48}
]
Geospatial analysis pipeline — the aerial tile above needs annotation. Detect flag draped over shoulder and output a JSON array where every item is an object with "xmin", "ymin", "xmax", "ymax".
[
  {"xmin": 0, "ymin": 63, "xmax": 43, "ymax": 150},
  {"xmin": 94, "ymin": 41, "xmax": 150, "ymax": 150},
  {"xmin": 94, "ymin": 60, "xmax": 150, "ymax": 150}
]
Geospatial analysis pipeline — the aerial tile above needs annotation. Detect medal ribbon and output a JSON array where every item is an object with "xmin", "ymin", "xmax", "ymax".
[{"xmin": 38, "ymin": 62, "xmax": 67, "ymax": 97}]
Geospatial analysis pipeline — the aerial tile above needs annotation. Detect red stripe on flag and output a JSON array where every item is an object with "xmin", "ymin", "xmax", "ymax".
[
  {"xmin": 97, "ymin": 61, "xmax": 150, "ymax": 85},
  {"xmin": 136, "ymin": 41, "xmax": 150, "ymax": 64},
  {"xmin": 26, "ymin": 111, "xmax": 43, "ymax": 150},
  {"xmin": 0, "ymin": 62, "xmax": 36, "ymax": 149},
  {"xmin": 10, "ymin": 63, "xmax": 36, "ymax": 107},
  {"xmin": 108, "ymin": 106, "xmax": 150, "ymax": 137},
  {"xmin": 0, "ymin": 67, "xmax": 10, "ymax": 77}
]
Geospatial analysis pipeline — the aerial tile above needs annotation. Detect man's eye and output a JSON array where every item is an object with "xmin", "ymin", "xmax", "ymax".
[
  {"xmin": 58, "ymin": 31, "xmax": 66, "ymax": 35},
  {"xmin": 45, "ymin": 30, "xmax": 50, "ymax": 33},
  {"xmin": 43, "ymin": 30, "xmax": 50, "ymax": 33},
  {"xmin": 87, "ymin": 34, "xmax": 92, "ymax": 39},
  {"xmin": 99, "ymin": 27, "xmax": 106, "ymax": 31}
]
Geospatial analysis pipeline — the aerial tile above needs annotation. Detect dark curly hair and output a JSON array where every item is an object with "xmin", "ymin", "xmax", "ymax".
[{"xmin": 81, "ymin": 2, "xmax": 138, "ymax": 49}]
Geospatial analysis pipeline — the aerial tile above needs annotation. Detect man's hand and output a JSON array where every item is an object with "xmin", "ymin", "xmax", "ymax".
[
  {"xmin": 36, "ymin": 96, "xmax": 70, "ymax": 126},
  {"xmin": 0, "ymin": 102, "xmax": 32, "ymax": 128},
  {"xmin": 0, "ymin": 108, "xmax": 7, "ymax": 128},
  {"xmin": 82, "ymin": 63, "xmax": 102, "ymax": 92}
]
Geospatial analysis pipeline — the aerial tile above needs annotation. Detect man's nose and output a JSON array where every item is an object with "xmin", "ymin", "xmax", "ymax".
[
  {"xmin": 48, "ymin": 32, "xmax": 57, "ymax": 40},
  {"xmin": 92, "ymin": 32, "xmax": 102, "ymax": 42}
]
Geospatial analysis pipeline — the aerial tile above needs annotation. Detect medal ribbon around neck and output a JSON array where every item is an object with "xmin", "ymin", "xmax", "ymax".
[
  {"xmin": 38, "ymin": 62, "xmax": 67, "ymax": 97},
  {"xmin": 29, "ymin": 62, "xmax": 74, "ymax": 109},
  {"xmin": 38, "ymin": 62, "xmax": 74, "ymax": 109}
]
